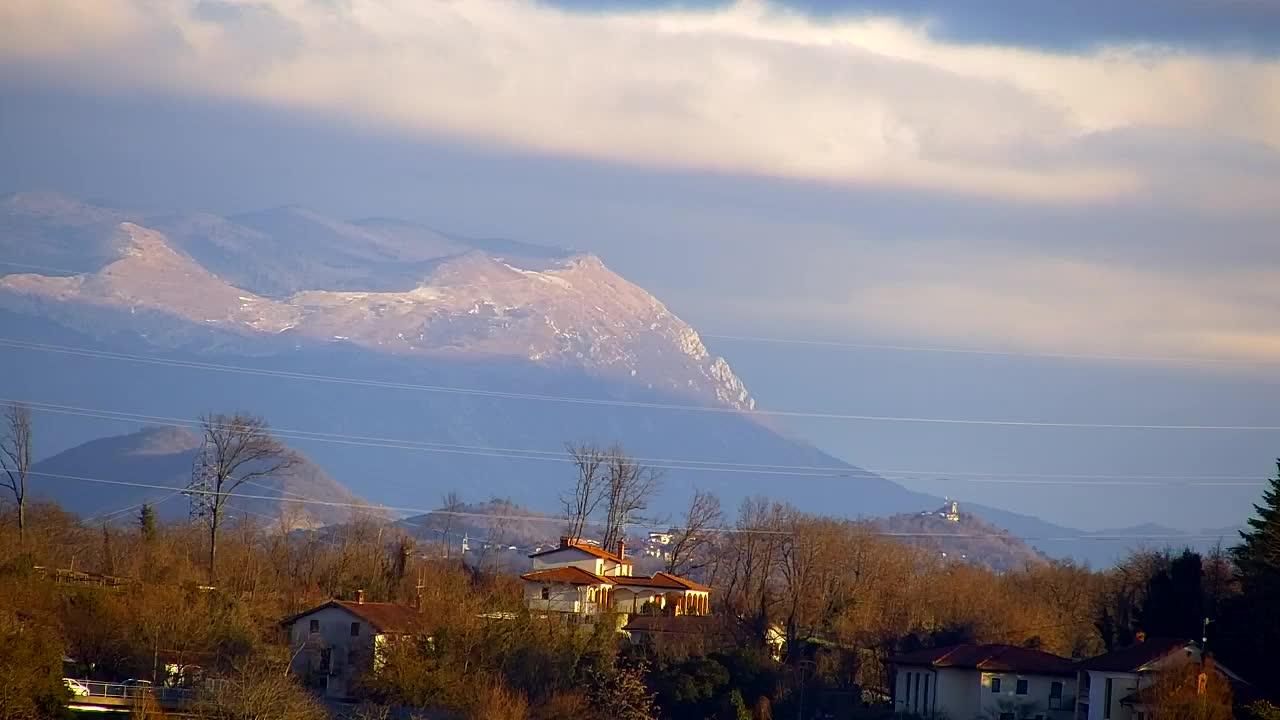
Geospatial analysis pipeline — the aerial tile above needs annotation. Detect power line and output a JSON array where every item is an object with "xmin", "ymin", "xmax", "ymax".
[
  {"xmin": 82, "ymin": 491, "xmax": 183, "ymax": 525},
  {"xmin": 4, "ymin": 338, "xmax": 1280, "ymax": 431},
  {"xmin": 0, "ymin": 260, "xmax": 90, "ymax": 275},
  {"xmin": 4, "ymin": 398, "xmax": 1267, "ymax": 487},
  {"xmin": 702, "ymin": 333, "xmax": 1269, "ymax": 368},
  {"xmin": 22, "ymin": 468, "xmax": 1240, "ymax": 543}
]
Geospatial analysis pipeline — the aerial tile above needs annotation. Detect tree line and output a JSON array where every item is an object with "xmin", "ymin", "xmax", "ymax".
[{"xmin": 1, "ymin": 406, "xmax": 1278, "ymax": 719}]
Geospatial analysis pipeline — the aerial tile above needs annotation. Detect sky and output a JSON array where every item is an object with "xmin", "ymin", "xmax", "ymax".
[{"xmin": 2, "ymin": 0, "xmax": 1279, "ymax": 531}]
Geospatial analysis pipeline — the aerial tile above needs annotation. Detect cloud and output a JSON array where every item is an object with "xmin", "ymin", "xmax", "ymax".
[
  {"xmin": 2, "ymin": 0, "xmax": 1279, "ymax": 206},
  {"xmin": 748, "ymin": 0, "xmax": 1280, "ymax": 54},
  {"xmin": 680, "ymin": 246, "xmax": 1280, "ymax": 365}
]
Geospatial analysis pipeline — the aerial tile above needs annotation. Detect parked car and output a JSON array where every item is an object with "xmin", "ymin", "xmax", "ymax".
[
  {"xmin": 63, "ymin": 679, "xmax": 91, "ymax": 696},
  {"xmin": 121, "ymin": 678, "xmax": 153, "ymax": 696}
]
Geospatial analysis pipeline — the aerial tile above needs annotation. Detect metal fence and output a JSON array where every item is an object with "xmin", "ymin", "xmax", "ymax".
[{"xmin": 70, "ymin": 680, "xmax": 195, "ymax": 704}]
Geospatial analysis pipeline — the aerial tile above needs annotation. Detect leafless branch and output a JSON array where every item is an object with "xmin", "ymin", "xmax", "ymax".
[
  {"xmin": 665, "ymin": 489, "xmax": 723, "ymax": 576},
  {"xmin": 0, "ymin": 402, "xmax": 32, "ymax": 544},
  {"xmin": 562, "ymin": 442, "xmax": 605, "ymax": 543},
  {"xmin": 189, "ymin": 412, "xmax": 298, "ymax": 580}
]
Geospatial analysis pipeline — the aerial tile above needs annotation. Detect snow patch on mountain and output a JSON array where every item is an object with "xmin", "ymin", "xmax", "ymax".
[{"xmin": 0, "ymin": 208, "xmax": 757, "ymax": 412}]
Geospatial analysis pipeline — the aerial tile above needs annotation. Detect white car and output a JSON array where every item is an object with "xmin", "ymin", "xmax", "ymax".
[{"xmin": 64, "ymin": 679, "xmax": 91, "ymax": 696}]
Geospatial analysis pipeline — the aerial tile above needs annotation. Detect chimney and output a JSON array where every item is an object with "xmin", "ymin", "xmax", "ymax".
[
  {"xmin": 560, "ymin": 535, "xmax": 572, "ymax": 549},
  {"xmin": 617, "ymin": 539, "xmax": 626, "ymax": 560},
  {"xmin": 357, "ymin": 589, "xmax": 365, "ymax": 605}
]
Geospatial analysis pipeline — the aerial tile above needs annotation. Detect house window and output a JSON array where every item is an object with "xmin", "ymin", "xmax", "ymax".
[
  {"xmin": 1000, "ymin": 714, "xmax": 1015, "ymax": 720},
  {"xmin": 1050, "ymin": 681, "xmax": 1064, "ymax": 709},
  {"xmin": 914, "ymin": 672, "xmax": 921, "ymax": 712},
  {"xmin": 1017, "ymin": 679, "xmax": 1029, "ymax": 695},
  {"xmin": 923, "ymin": 674, "xmax": 930, "ymax": 715},
  {"xmin": 992, "ymin": 678, "xmax": 1002, "ymax": 693},
  {"xmin": 319, "ymin": 648, "xmax": 331, "ymax": 672},
  {"xmin": 904, "ymin": 673, "xmax": 912, "ymax": 710},
  {"xmin": 350, "ymin": 622, "xmax": 360, "ymax": 637},
  {"xmin": 1103, "ymin": 679, "xmax": 1113, "ymax": 720},
  {"xmin": 347, "ymin": 650, "xmax": 358, "ymax": 667},
  {"xmin": 309, "ymin": 619, "xmax": 319, "ymax": 633},
  {"xmin": 541, "ymin": 587, "xmax": 550, "ymax": 600}
]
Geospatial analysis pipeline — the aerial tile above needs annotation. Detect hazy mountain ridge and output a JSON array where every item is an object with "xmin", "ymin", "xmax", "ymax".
[
  {"xmin": 0, "ymin": 192, "xmax": 754, "ymax": 411},
  {"xmin": 30, "ymin": 426, "xmax": 365, "ymax": 528},
  {"xmin": 0, "ymin": 191, "xmax": 1218, "ymax": 567}
]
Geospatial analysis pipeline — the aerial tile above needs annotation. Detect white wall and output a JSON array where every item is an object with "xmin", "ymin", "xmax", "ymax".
[
  {"xmin": 531, "ymin": 547, "xmax": 632, "ymax": 576},
  {"xmin": 980, "ymin": 672, "xmax": 1076, "ymax": 720},
  {"xmin": 531, "ymin": 549, "xmax": 604, "ymax": 576},
  {"xmin": 287, "ymin": 606, "xmax": 378, "ymax": 699},
  {"xmin": 1081, "ymin": 671, "xmax": 1140, "ymax": 720},
  {"xmin": 1079, "ymin": 645, "xmax": 1199, "ymax": 720},
  {"xmin": 611, "ymin": 587, "xmax": 666, "ymax": 614},
  {"xmin": 895, "ymin": 667, "xmax": 1074, "ymax": 720},
  {"xmin": 523, "ymin": 581, "xmax": 605, "ymax": 614},
  {"xmin": 937, "ymin": 668, "xmax": 981, "ymax": 719},
  {"xmin": 895, "ymin": 667, "xmax": 957, "ymax": 718}
]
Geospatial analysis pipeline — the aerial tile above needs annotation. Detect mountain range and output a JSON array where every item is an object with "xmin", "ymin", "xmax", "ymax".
[
  {"xmin": 0, "ymin": 191, "xmax": 1234, "ymax": 567},
  {"xmin": 29, "ymin": 425, "xmax": 362, "ymax": 528}
]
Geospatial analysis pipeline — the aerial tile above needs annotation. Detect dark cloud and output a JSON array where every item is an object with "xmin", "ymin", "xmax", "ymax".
[{"xmin": 544, "ymin": 0, "xmax": 1280, "ymax": 54}]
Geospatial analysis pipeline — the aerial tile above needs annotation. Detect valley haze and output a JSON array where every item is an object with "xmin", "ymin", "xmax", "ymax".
[{"xmin": 1, "ymin": 191, "xmax": 1243, "ymax": 567}]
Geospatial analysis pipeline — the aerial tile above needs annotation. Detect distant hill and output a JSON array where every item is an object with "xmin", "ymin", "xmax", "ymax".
[
  {"xmin": 30, "ymin": 426, "xmax": 367, "ymax": 528},
  {"xmin": 3, "ymin": 191, "xmax": 1215, "ymax": 568},
  {"xmin": 870, "ymin": 505, "xmax": 1046, "ymax": 572},
  {"xmin": 399, "ymin": 498, "xmax": 559, "ymax": 552},
  {"xmin": 1, "ymin": 191, "xmax": 942, "ymax": 528}
]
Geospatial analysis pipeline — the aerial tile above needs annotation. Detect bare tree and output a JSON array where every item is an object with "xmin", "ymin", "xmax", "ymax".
[
  {"xmin": 562, "ymin": 442, "xmax": 606, "ymax": 543},
  {"xmin": 600, "ymin": 445, "xmax": 662, "ymax": 554},
  {"xmin": 665, "ymin": 489, "xmax": 723, "ymax": 577},
  {"xmin": 188, "ymin": 412, "xmax": 297, "ymax": 581},
  {"xmin": 1143, "ymin": 657, "xmax": 1233, "ymax": 720},
  {"xmin": 0, "ymin": 402, "xmax": 32, "ymax": 546},
  {"xmin": 439, "ymin": 490, "xmax": 463, "ymax": 559}
]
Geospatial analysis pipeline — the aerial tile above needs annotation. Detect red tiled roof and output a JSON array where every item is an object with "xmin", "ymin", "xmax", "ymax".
[
  {"xmin": 610, "ymin": 574, "xmax": 689, "ymax": 590},
  {"xmin": 1078, "ymin": 638, "xmax": 1195, "ymax": 672},
  {"xmin": 529, "ymin": 542, "xmax": 629, "ymax": 565},
  {"xmin": 607, "ymin": 572, "xmax": 711, "ymax": 591},
  {"xmin": 892, "ymin": 644, "xmax": 1075, "ymax": 676},
  {"xmin": 655, "ymin": 572, "xmax": 710, "ymax": 592},
  {"xmin": 280, "ymin": 600, "xmax": 423, "ymax": 634},
  {"xmin": 520, "ymin": 566, "xmax": 613, "ymax": 586},
  {"xmin": 333, "ymin": 601, "xmax": 424, "ymax": 634}
]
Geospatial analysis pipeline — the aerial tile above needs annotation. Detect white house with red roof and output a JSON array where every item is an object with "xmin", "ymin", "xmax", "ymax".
[
  {"xmin": 891, "ymin": 644, "xmax": 1078, "ymax": 720},
  {"xmin": 1075, "ymin": 637, "xmax": 1245, "ymax": 720},
  {"xmin": 521, "ymin": 536, "xmax": 710, "ymax": 618},
  {"xmin": 280, "ymin": 591, "xmax": 422, "ymax": 699}
]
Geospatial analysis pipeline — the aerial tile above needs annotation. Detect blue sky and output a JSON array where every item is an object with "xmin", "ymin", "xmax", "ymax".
[
  {"xmin": 2, "ymin": 0, "xmax": 1279, "ymax": 530},
  {"xmin": 547, "ymin": 0, "xmax": 1280, "ymax": 53}
]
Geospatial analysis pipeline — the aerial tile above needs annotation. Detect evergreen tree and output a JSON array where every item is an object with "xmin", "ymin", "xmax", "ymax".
[
  {"xmin": 1231, "ymin": 461, "xmax": 1280, "ymax": 592},
  {"xmin": 1224, "ymin": 460, "xmax": 1280, "ymax": 694},
  {"xmin": 1137, "ymin": 550, "xmax": 1204, "ymax": 639},
  {"xmin": 138, "ymin": 503, "xmax": 157, "ymax": 542}
]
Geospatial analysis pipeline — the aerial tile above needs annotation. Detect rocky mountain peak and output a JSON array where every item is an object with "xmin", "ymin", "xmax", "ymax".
[{"xmin": 0, "ymin": 195, "xmax": 756, "ymax": 411}]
